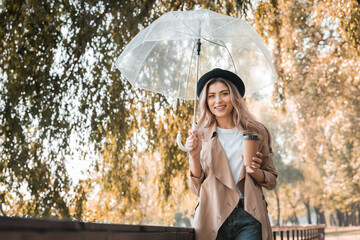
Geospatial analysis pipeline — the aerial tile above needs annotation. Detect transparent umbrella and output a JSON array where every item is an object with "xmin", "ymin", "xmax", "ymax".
[{"xmin": 114, "ymin": 9, "xmax": 277, "ymax": 152}]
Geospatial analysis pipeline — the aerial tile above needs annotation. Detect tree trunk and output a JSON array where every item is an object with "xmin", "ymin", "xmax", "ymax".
[
  {"xmin": 330, "ymin": 213, "xmax": 337, "ymax": 226},
  {"xmin": 320, "ymin": 210, "xmax": 326, "ymax": 225},
  {"xmin": 304, "ymin": 201, "xmax": 312, "ymax": 224},
  {"xmin": 314, "ymin": 206, "xmax": 326, "ymax": 225},
  {"xmin": 351, "ymin": 203, "xmax": 356, "ymax": 226},
  {"xmin": 315, "ymin": 206, "xmax": 320, "ymax": 224},
  {"xmin": 345, "ymin": 211, "xmax": 350, "ymax": 226},
  {"xmin": 358, "ymin": 204, "xmax": 360, "ymax": 226},
  {"xmin": 337, "ymin": 209, "xmax": 344, "ymax": 226},
  {"xmin": 292, "ymin": 211, "xmax": 299, "ymax": 225},
  {"xmin": 274, "ymin": 187, "xmax": 281, "ymax": 226}
]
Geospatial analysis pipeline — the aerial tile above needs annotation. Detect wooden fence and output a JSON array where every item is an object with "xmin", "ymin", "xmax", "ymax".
[
  {"xmin": 0, "ymin": 216, "xmax": 325, "ymax": 240},
  {"xmin": 0, "ymin": 216, "xmax": 194, "ymax": 240},
  {"xmin": 272, "ymin": 225, "xmax": 326, "ymax": 240}
]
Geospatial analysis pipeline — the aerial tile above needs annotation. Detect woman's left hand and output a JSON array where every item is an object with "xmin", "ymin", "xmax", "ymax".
[{"xmin": 245, "ymin": 152, "xmax": 263, "ymax": 174}]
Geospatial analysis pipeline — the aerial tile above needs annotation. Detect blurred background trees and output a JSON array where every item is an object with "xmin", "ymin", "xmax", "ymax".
[{"xmin": 0, "ymin": 0, "xmax": 359, "ymax": 226}]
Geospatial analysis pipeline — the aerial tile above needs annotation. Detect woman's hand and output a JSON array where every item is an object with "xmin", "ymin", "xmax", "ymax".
[
  {"xmin": 245, "ymin": 152, "xmax": 263, "ymax": 174},
  {"xmin": 186, "ymin": 130, "xmax": 202, "ymax": 178},
  {"xmin": 244, "ymin": 152, "xmax": 265, "ymax": 183},
  {"xmin": 185, "ymin": 130, "xmax": 202, "ymax": 159}
]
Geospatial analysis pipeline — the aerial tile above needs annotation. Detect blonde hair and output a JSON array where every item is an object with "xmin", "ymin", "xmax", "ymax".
[{"xmin": 197, "ymin": 78, "xmax": 264, "ymax": 138}]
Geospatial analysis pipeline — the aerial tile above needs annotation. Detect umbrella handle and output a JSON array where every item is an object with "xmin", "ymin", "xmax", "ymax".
[
  {"xmin": 177, "ymin": 131, "xmax": 193, "ymax": 152},
  {"xmin": 176, "ymin": 124, "xmax": 197, "ymax": 152}
]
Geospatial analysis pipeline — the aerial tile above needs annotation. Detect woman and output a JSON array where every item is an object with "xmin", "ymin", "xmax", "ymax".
[{"xmin": 186, "ymin": 68, "xmax": 277, "ymax": 240}]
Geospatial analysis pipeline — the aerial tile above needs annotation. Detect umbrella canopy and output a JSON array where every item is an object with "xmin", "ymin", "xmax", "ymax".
[
  {"xmin": 114, "ymin": 9, "xmax": 277, "ymax": 152},
  {"xmin": 114, "ymin": 9, "xmax": 277, "ymax": 102}
]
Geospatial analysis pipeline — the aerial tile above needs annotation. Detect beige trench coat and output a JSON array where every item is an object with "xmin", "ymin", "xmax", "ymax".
[{"xmin": 189, "ymin": 122, "xmax": 278, "ymax": 240}]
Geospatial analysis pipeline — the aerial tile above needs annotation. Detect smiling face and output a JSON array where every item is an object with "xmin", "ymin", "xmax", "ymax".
[{"xmin": 207, "ymin": 81, "xmax": 234, "ymax": 122}]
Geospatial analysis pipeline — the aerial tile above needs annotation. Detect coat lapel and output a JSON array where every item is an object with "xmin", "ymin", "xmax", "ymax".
[{"xmin": 202, "ymin": 123, "xmax": 238, "ymax": 192}]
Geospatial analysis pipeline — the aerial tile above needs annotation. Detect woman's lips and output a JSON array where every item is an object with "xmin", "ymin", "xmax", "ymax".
[{"xmin": 215, "ymin": 105, "xmax": 226, "ymax": 111}]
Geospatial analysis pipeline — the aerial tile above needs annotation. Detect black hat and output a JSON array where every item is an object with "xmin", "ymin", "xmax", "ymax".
[{"xmin": 197, "ymin": 68, "xmax": 245, "ymax": 97}]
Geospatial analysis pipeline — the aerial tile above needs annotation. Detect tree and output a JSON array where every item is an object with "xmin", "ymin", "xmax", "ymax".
[{"xmin": 0, "ymin": 0, "xmax": 161, "ymax": 218}]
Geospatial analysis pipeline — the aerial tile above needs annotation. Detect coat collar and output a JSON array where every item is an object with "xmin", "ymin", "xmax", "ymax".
[{"xmin": 202, "ymin": 121, "xmax": 218, "ymax": 140}]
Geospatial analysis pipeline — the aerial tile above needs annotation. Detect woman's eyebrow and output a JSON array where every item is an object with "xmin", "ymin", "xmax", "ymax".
[{"xmin": 208, "ymin": 90, "xmax": 229, "ymax": 95}]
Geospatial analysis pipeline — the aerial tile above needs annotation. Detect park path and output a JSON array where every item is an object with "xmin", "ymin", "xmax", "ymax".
[
  {"xmin": 326, "ymin": 234, "xmax": 360, "ymax": 240},
  {"xmin": 325, "ymin": 226, "xmax": 360, "ymax": 240}
]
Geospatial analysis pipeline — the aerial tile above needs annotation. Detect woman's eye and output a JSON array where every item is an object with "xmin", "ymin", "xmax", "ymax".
[
  {"xmin": 208, "ymin": 95, "xmax": 214, "ymax": 98},
  {"xmin": 222, "ymin": 92, "xmax": 228, "ymax": 96}
]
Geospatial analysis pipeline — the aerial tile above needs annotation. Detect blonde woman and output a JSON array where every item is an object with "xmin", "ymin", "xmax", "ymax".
[{"xmin": 186, "ymin": 68, "xmax": 277, "ymax": 240}]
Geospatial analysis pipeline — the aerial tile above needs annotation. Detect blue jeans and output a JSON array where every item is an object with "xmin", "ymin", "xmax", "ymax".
[{"xmin": 216, "ymin": 207, "xmax": 262, "ymax": 240}]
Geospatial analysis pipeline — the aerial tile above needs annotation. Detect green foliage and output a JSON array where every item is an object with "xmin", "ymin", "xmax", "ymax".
[
  {"xmin": 254, "ymin": 0, "xmax": 360, "ymax": 225},
  {"xmin": 0, "ymin": 0, "xmax": 160, "ymax": 218},
  {"xmin": 0, "ymin": 0, "xmax": 72, "ymax": 217}
]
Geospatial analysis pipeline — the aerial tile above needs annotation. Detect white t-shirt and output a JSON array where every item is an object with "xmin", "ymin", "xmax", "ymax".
[{"xmin": 217, "ymin": 127, "xmax": 244, "ymax": 198}]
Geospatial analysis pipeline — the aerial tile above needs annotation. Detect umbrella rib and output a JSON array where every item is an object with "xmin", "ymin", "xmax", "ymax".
[
  {"xmin": 202, "ymin": 38, "xmax": 226, "ymax": 47},
  {"xmin": 173, "ymin": 11, "xmax": 198, "ymax": 37},
  {"xmin": 220, "ymin": 40, "xmax": 237, "ymax": 75},
  {"xmin": 142, "ymin": 20, "xmax": 156, "ymax": 43},
  {"xmin": 201, "ymin": 38, "xmax": 237, "ymax": 75},
  {"xmin": 132, "ymin": 41, "xmax": 161, "ymax": 88},
  {"xmin": 130, "ymin": 85, "xmax": 190, "ymax": 101},
  {"xmin": 208, "ymin": 18, "xmax": 238, "ymax": 35},
  {"xmin": 184, "ymin": 39, "xmax": 197, "ymax": 99}
]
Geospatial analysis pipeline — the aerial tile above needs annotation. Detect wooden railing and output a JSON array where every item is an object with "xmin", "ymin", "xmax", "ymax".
[
  {"xmin": 0, "ymin": 216, "xmax": 194, "ymax": 240},
  {"xmin": 0, "ymin": 216, "xmax": 326, "ymax": 240},
  {"xmin": 272, "ymin": 225, "xmax": 326, "ymax": 240}
]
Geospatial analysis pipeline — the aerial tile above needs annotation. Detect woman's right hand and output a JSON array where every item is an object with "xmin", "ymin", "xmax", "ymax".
[
  {"xmin": 185, "ymin": 130, "xmax": 202, "ymax": 160},
  {"xmin": 186, "ymin": 130, "xmax": 202, "ymax": 178}
]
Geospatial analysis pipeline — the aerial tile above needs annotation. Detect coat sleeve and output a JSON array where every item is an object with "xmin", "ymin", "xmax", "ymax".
[
  {"xmin": 258, "ymin": 125, "xmax": 278, "ymax": 190},
  {"xmin": 189, "ymin": 153, "xmax": 207, "ymax": 197},
  {"xmin": 189, "ymin": 169, "xmax": 205, "ymax": 197}
]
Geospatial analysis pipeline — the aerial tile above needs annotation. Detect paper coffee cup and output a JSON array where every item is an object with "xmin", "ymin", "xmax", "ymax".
[{"xmin": 243, "ymin": 135, "xmax": 260, "ymax": 166}]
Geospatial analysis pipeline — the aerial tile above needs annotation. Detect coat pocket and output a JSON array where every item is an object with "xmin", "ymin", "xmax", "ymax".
[{"xmin": 194, "ymin": 200, "xmax": 200, "ymax": 211}]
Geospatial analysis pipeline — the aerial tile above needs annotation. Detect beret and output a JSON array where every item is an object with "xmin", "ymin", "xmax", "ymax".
[{"xmin": 197, "ymin": 68, "xmax": 245, "ymax": 97}]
